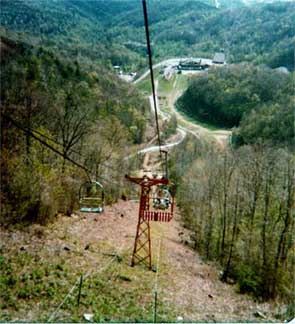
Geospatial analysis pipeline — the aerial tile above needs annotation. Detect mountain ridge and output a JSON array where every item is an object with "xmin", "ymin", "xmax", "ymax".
[{"xmin": 1, "ymin": 0, "xmax": 294, "ymax": 70}]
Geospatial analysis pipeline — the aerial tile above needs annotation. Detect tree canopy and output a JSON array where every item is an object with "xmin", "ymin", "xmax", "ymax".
[
  {"xmin": 176, "ymin": 64, "xmax": 294, "ymax": 147},
  {"xmin": 1, "ymin": 1, "xmax": 294, "ymax": 71}
]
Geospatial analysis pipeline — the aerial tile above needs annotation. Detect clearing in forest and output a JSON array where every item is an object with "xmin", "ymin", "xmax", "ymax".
[
  {"xmin": 136, "ymin": 68, "xmax": 232, "ymax": 148},
  {"xmin": 0, "ymin": 200, "xmax": 280, "ymax": 322}
]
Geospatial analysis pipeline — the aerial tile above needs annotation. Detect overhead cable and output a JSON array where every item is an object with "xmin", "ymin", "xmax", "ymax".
[
  {"xmin": 142, "ymin": 0, "xmax": 162, "ymax": 156},
  {"xmin": 2, "ymin": 113, "xmax": 92, "ymax": 180}
]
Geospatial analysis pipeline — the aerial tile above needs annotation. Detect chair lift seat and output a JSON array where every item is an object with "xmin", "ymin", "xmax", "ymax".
[
  {"xmin": 79, "ymin": 181, "xmax": 104, "ymax": 213},
  {"xmin": 80, "ymin": 207, "xmax": 103, "ymax": 213}
]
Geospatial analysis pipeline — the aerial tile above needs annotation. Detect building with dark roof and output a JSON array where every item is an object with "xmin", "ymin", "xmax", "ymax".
[{"xmin": 177, "ymin": 59, "xmax": 203, "ymax": 70}]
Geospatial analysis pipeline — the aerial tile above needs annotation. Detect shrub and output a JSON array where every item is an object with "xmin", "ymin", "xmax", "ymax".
[{"xmin": 235, "ymin": 264, "xmax": 262, "ymax": 296}]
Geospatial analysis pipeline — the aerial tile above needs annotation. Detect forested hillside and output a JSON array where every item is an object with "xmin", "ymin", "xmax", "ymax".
[
  {"xmin": 1, "ymin": 0, "xmax": 294, "ymax": 70},
  {"xmin": 170, "ymin": 136, "xmax": 294, "ymax": 306},
  {"xmin": 1, "ymin": 36, "xmax": 149, "ymax": 226},
  {"xmin": 176, "ymin": 63, "xmax": 294, "ymax": 147},
  {"xmin": 0, "ymin": 0, "xmax": 146, "ymax": 70}
]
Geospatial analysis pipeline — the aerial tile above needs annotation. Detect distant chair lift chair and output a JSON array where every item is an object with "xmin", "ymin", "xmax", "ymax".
[{"xmin": 79, "ymin": 181, "xmax": 104, "ymax": 213}]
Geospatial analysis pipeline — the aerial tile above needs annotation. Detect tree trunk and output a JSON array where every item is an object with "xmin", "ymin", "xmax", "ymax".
[
  {"xmin": 220, "ymin": 154, "xmax": 233, "ymax": 263},
  {"xmin": 206, "ymin": 189, "xmax": 213, "ymax": 259},
  {"xmin": 262, "ymin": 169, "xmax": 271, "ymax": 269},
  {"xmin": 247, "ymin": 189, "xmax": 259, "ymax": 259},
  {"xmin": 26, "ymin": 95, "xmax": 32, "ymax": 160},
  {"xmin": 272, "ymin": 159, "xmax": 294, "ymax": 298},
  {"xmin": 222, "ymin": 178, "xmax": 239, "ymax": 282}
]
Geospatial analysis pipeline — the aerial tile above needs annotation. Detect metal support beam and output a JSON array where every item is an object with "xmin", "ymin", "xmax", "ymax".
[{"xmin": 126, "ymin": 175, "xmax": 170, "ymax": 270}]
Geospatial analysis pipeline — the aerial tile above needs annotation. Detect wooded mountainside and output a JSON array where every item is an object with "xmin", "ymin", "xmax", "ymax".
[
  {"xmin": 1, "ymin": 0, "xmax": 294, "ymax": 70},
  {"xmin": 1, "ymin": 36, "xmax": 149, "ymax": 226},
  {"xmin": 170, "ymin": 136, "xmax": 294, "ymax": 305},
  {"xmin": 176, "ymin": 63, "xmax": 294, "ymax": 147}
]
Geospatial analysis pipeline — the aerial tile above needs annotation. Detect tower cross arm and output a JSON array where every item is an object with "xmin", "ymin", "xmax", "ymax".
[{"xmin": 125, "ymin": 175, "xmax": 168, "ymax": 187}]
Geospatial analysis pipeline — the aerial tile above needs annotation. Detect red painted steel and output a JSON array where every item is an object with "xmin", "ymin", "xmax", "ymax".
[{"xmin": 125, "ymin": 175, "xmax": 174, "ymax": 269}]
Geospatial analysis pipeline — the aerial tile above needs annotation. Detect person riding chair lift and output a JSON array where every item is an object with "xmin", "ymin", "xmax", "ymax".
[{"xmin": 153, "ymin": 186, "xmax": 171, "ymax": 210}]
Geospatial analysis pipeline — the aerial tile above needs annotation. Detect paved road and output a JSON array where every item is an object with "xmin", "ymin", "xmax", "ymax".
[
  {"xmin": 134, "ymin": 57, "xmax": 231, "ymax": 155},
  {"xmin": 135, "ymin": 79, "xmax": 187, "ymax": 155},
  {"xmin": 137, "ymin": 128, "xmax": 186, "ymax": 154}
]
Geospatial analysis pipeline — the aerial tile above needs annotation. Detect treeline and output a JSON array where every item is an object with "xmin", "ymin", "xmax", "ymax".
[
  {"xmin": 170, "ymin": 137, "xmax": 294, "ymax": 310},
  {"xmin": 109, "ymin": 1, "xmax": 294, "ymax": 69},
  {"xmin": 0, "ymin": 0, "xmax": 145, "ymax": 71},
  {"xmin": 1, "ymin": 1, "xmax": 294, "ymax": 71},
  {"xmin": 198, "ymin": 2, "xmax": 294, "ymax": 69},
  {"xmin": 176, "ymin": 64, "xmax": 294, "ymax": 147},
  {"xmin": 107, "ymin": 1, "xmax": 294, "ymax": 69},
  {"xmin": 0, "ymin": 37, "xmax": 149, "ymax": 226}
]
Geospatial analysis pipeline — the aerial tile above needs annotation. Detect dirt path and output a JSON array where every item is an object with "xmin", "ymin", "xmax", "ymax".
[
  {"xmin": 159, "ymin": 75, "xmax": 231, "ymax": 148},
  {"xmin": 66, "ymin": 202, "xmax": 281, "ymax": 322},
  {"xmin": 100, "ymin": 200, "xmax": 277, "ymax": 322}
]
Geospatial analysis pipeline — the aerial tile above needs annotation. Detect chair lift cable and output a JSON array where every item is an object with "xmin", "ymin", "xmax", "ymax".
[
  {"xmin": 4, "ymin": 114, "xmax": 129, "ymax": 188},
  {"xmin": 142, "ymin": 0, "xmax": 162, "ymax": 160},
  {"xmin": 3, "ymin": 116, "xmax": 128, "ymax": 212},
  {"xmin": 25, "ymin": 125, "xmax": 127, "ymax": 174},
  {"xmin": 2, "ymin": 113, "xmax": 95, "ymax": 181}
]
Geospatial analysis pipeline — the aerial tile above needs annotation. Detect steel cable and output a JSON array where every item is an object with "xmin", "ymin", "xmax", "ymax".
[{"xmin": 142, "ymin": 0, "xmax": 162, "ymax": 160}]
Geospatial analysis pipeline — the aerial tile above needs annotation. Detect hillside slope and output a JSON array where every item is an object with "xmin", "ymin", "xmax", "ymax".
[
  {"xmin": 0, "ymin": 36, "xmax": 150, "ymax": 226},
  {"xmin": 1, "ymin": 0, "xmax": 294, "ymax": 69},
  {"xmin": 0, "ymin": 200, "xmax": 285, "ymax": 322},
  {"xmin": 176, "ymin": 63, "xmax": 294, "ymax": 147}
]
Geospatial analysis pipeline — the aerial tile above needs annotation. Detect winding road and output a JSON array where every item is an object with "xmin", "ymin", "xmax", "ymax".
[
  {"xmin": 138, "ymin": 128, "xmax": 186, "ymax": 154},
  {"xmin": 136, "ymin": 78, "xmax": 187, "ymax": 155},
  {"xmin": 135, "ymin": 59, "xmax": 231, "ymax": 155}
]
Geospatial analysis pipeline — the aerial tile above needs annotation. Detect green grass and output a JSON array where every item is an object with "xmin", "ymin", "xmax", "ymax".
[
  {"xmin": 136, "ymin": 69, "xmax": 189, "ymax": 98},
  {"xmin": 136, "ymin": 78, "xmax": 152, "ymax": 94},
  {"xmin": 53, "ymin": 251, "xmax": 176, "ymax": 323},
  {"xmin": 156, "ymin": 73, "xmax": 230, "ymax": 132},
  {"xmin": 174, "ymin": 74, "xmax": 190, "ymax": 93},
  {"xmin": 158, "ymin": 73, "xmax": 189, "ymax": 97},
  {"xmin": 158, "ymin": 75, "xmax": 176, "ymax": 96},
  {"xmin": 136, "ymin": 69, "xmax": 229, "ymax": 137},
  {"xmin": 175, "ymin": 107, "xmax": 230, "ymax": 131},
  {"xmin": 0, "ymin": 238, "xmax": 177, "ymax": 322},
  {"xmin": 0, "ymin": 251, "xmax": 76, "ymax": 322},
  {"xmin": 135, "ymin": 68, "xmax": 161, "ymax": 95}
]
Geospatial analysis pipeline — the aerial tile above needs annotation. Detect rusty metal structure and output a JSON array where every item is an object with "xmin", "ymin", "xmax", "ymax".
[{"xmin": 126, "ymin": 175, "xmax": 174, "ymax": 269}]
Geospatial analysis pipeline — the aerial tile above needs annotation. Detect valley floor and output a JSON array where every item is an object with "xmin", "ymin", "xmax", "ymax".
[
  {"xmin": 136, "ymin": 64, "xmax": 232, "ymax": 150},
  {"xmin": 0, "ymin": 200, "xmax": 281, "ymax": 322},
  {"xmin": 156, "ymin": 74, "xmax": 231, "ymax": 149}
]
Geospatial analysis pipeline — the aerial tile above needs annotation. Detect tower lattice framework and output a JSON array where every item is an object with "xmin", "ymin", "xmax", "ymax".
[{"xmin": 126, "ymin": 175, "xmax": 168, "ymax": 269}]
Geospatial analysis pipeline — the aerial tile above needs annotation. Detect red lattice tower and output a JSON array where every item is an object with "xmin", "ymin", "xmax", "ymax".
[{"xmin": 126, "ymin": 175, "xmax": 174, "ymax": 269}]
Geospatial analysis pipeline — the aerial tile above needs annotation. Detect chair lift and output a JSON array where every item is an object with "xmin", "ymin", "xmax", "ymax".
[
  {"xmin": 147, "ymin": 150, "xmax": 176, "ymax": 220},
  {"xmin": 152, "ymin": 185, "xmax": 172, "ymax": 210},
  {"xmin": 79, "ymin": 180, "xmax": 104, "ymax": 213},
  {"xmin": 151, "ymin": 150, "xmax": 174, "ymax": 211}
]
